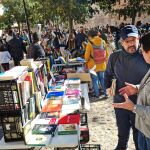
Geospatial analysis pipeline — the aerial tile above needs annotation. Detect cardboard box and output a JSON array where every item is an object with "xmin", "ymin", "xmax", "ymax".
[{"xmin": 67, "ymin": 73, "xmax": 91, "ymax": 82}]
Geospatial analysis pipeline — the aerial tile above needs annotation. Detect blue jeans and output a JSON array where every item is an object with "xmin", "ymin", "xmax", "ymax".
[
  {"xmin": 90, "ymin": 71, "xmax": 107, "ymax": 97},
  {"xmin": 138, "ymin": 131, "xmax": 150, "ymax": 150}
]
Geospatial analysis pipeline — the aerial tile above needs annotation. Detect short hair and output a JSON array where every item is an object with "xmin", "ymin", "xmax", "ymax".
[
  {"xmin": 140, "ymin": 32, "xmax": 150, "ymax": 52},
  {"xmin": 32, "ymin": 32, "xmax": 40, "ymax": 43},
  {"xmin": 87, "ymin": 30, "xmax": 98, "ymax": 38}
]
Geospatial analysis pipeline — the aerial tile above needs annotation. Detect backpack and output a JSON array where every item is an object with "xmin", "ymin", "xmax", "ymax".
[{"xmin": 90, "ymin": 40, "xmax": 106, "ymax": 64}]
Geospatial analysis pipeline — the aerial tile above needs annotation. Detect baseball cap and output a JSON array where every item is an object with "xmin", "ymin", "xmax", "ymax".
[{"xmin": 120, "ymin": 25, "xmax": 139, "ymax": 40}]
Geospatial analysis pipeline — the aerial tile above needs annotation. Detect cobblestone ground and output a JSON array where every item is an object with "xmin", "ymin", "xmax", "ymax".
[{"xmin": 87, "ymin": 97, "xmax": 135, "ymax": 150}]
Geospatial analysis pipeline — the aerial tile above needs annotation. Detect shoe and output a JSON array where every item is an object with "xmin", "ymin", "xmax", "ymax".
[{"xmin": 104, "ymin": 95, "xmax": 109, "ymax": 99}]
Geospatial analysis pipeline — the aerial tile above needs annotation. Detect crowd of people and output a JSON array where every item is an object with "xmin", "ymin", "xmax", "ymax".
[{"xmin": 0, "ymin": 22, "xmax": 150, "ymax": 150}]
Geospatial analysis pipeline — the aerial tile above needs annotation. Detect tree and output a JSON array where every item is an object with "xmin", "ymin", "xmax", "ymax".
[
  {"xmin": 1, "ymin": 0, "xmax": 117, "ymax": 32},
  {"xmin": 113, "ymin": 0, "xmax": 150, "ymax": 25}
]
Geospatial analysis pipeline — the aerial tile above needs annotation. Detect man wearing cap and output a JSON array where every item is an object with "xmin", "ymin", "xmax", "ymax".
[{"xmin": 105, "ymin": 25, "xmax": 149, "ymax": 150}]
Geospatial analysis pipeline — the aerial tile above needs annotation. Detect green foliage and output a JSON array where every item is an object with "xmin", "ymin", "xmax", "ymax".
[{"xmin": 0, "ymin": 0, "xmax": 117, "ymax": 30}]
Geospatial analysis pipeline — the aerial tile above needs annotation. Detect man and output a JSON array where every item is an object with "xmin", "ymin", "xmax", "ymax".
[
  {"xmin": 113, "ymin": 32, "xmax": 150, "ymax": 150},
  {"xmin": 7, "ymin": 29, "xmax": 26, "ymax": 66},
  {"xmin": 27, "ymin": 32, "xmax": 45, "ymax": 60},
  {"xmin": 76, "ymin": 26, "xmax": 87, "ymax": 50},
  {"xmin": 85, "ymin": 29, "xmax": 109, "ymax": 98},
  {"xmin": 105, "ymin": 25, "xmax": 149, "ymax": 150}
]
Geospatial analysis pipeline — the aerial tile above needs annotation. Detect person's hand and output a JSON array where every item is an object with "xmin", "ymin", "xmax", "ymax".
[
  {"xmin": 119, "ymin": 82, "xmax": 138, "ymax": 96},
  {"xmin": 113, "ymin": 93, "xmax": 135, "ymax": 111}
]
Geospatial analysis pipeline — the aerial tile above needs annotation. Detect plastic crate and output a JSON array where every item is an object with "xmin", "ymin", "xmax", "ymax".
[
  {"xmin": 80, "ymin": 125, "xmax": 89, "ymax": 144},
  {"xmin": 1, "ymin": 115, "xmax": 24, "ymax": 142},
  {"xmin": 81, "ymin": 144, "xmax": 101, "ymax": 150},
  {"xmin": 0, "ymin": 80, "xmax": 21, "ymax": 115}
]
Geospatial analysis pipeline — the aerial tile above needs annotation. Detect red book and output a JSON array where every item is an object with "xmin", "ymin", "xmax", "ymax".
[{"xmin": 58, "ymin": 114, "xmax": 80, "ymax": 125}]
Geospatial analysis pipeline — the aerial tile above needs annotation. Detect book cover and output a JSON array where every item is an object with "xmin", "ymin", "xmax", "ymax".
[
  {"xmin": 46, "ymin": 91, "xmax": 64, "ymax": 98},
  {"xmin": 29, "ymin": 96, "xmax": 36, "ymax": 120},
  {"xmin": 48, "ymin": 99, "xmax": 63, "ymax": 105},
  {"xmin": 35, "ymin": 118, "xmax": 57, "ymax": 125},
  {"xmin": 66, "ymin": 84, "xmax": 80, "ymax": 90},
  {"xmin": 47, "ymin": 96, "xmax": 63, "ymax": 100},
  {"xmin": 63, "ymin": 96, "xmax": 80, "ymax": 105},
  {"xmin": 65, "ymin": 89, "xmax": 80, "ymax": 96},
  {"xmin": 58, "ymin": 114, "xmax": 80, "ymax": 125},
  {"xmin": 25, "ymin": 129, "xmax": 51, "ymax": 146},
  {"xmin": 57, "ymin": 124, "xmax": 77, "ymax": 135},
  {"xmin": 65, "ymin": 78, "xmax": 81, "ymax": 85},
  {"xmin": 40, "ymin": 112, "xmax": 60, "ymax": 118},
  {"xmin": 32, "ymin": 124, "xmax": 57, "ymax": 134},
  {"xmin": 41, "ymin": 104, "xmax": 62, "ymax": 112}
]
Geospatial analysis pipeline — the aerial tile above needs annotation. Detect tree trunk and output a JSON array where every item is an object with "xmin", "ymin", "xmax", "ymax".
[
  {"xmin": 17, "ymin": 22, "xmax": 21, "ymax": 34},
  {"xmin": 69, "ymin": 17, "xmax": 73, "ymax": 34},
  {"xmin": 131, "ymin": 8, "xmax": 137, "ymax": 25}
]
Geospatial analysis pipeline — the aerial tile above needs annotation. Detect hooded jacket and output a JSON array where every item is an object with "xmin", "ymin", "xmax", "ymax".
[
  {"xmin": 105, "ymin": 49, "xmax": 149, "ymax": 104},
  {"xmin": 85, "ymin": 36, "xmax": 109, "ymax": 72}
]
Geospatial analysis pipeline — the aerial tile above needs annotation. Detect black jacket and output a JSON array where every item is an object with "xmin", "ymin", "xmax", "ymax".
[
  {"xmin": 105, "ymin": 49, "xmax": 150, "ymax": 104},
  {"xmin": 27, "ymin": 43, "xmax": 45, "ymax": 60},
  {"xmin": 7, "ymin": 37, "xmax": 24, "ymax": 61}
]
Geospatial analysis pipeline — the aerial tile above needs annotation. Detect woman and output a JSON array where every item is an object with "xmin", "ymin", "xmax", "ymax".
[
  {"xmin": 113, "ymin": 32, "xmax": 150, "ymax": 150},
  {"xmin": 0, "ymin": 40, "xmax": 11, "ymax": 71}
]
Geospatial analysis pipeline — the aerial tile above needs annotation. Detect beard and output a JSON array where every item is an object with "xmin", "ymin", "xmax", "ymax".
[{"xmin": 127, "ymin": 46, "xmax": 137, "ymax": 53}]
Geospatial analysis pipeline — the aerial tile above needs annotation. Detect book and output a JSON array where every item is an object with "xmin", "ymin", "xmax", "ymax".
[
  {"xmin": 46, "ymin": 91, "xmax": 64, "ymax": 98},
  {"xmin": 48, "ymin": 99, "xmax": 63, "ymax": 105},
  {"xmin": 25, "ymin": 129, "xmax": 51, "ymax": 146},
  {"xmin": 61, "ymin": 103, "xmax": 81, "ymax": 111},
  {"xmin": 34, "ymin": 118, "xmax": 57, "ymax": 125},
  {"xmin": 58, "ymin": 114, "xmax": 80, "ymax": 125},
  {"xmin": 40, "ymin": 112, "xmax": 60, "ymax": 119},
  {"xmin": 32, "ymin": 124, "xmax": 57, "ymax": 134},
  {"xmin": 47, "ymin": 96, "xmax": 63, "ymax": 100},
  {"xmin": 29, "ymin": 96, "xmax": 36, "ymax": 120},
  {"xmin": 65, "ymin": 89, "xmax": 80, "ymax": 96},
  {"xmin": 64, "ymin": 78, "xmax": 81, "ymax": 85},
  {"xmin": 66, "ymin": 84, "xmax": 80, "ymax": 90},
  {"xmin": 41, "ymin": 104, "xmax": 62, "ymax": 112},
  {"xmin": 57, "ymin": 124, "xmax": 77, "ymax": 135},
  {"xmin": 63, "ymin": 96, "xmax": 80, "ymax": 105}
]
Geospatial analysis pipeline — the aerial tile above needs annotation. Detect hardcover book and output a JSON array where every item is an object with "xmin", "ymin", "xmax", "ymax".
[
  {"xmin": 57, "ymin": 124, "xmax": 77, "ymax": 135},
  {"xmin": 58, "ymin": 114, "xmax": 80, "ymax": 125}
]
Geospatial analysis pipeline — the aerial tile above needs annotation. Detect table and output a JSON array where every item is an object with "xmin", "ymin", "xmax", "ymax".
[{"xmin": 0, "ymin": 83, "xmax": 90, "ymax": 149}]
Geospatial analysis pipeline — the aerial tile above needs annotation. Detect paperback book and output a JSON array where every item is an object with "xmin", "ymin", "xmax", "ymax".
[
  {"xmin": 40, "ymin": 112, "xmax": 60, "ymax": 118},
  {"xmin": 32, "ymin": 124, "xmax": 57, "ymax": 135}
]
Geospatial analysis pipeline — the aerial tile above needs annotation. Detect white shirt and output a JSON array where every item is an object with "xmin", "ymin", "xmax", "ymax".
[{"xmin": 0, "ymin": 51, "xmax": 11, "ymax": 64}]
